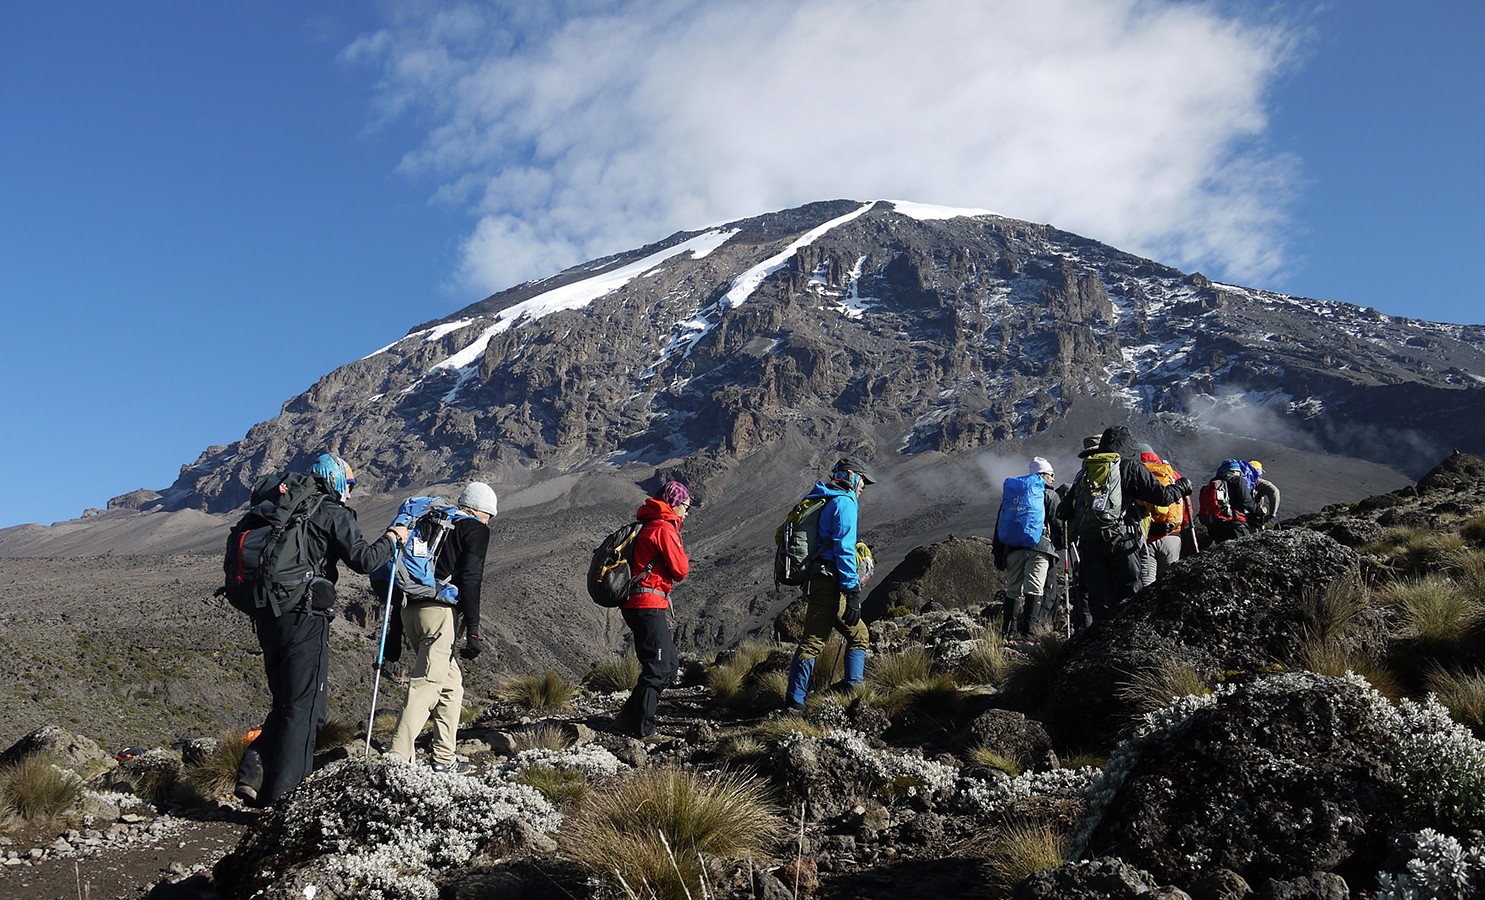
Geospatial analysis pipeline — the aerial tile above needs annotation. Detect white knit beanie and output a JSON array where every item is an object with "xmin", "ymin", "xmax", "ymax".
[
  {"xmin": 1030, "ymin": 456, "xmax": 1055, "ymax": 476},
  {"xmin": 457, "ymin": 482, "xmax": 498, "ymax": 517}
]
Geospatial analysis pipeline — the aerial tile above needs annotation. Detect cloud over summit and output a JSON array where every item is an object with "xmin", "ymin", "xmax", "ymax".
[{"xmin": 346, "ymin": 0, "xmax": 1305, "ymax": 295}]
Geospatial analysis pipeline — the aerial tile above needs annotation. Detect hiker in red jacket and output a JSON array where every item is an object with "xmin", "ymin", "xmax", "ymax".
[{"xmin": 614, "ymin": 480, "xmax": 692, "ymax": 738}]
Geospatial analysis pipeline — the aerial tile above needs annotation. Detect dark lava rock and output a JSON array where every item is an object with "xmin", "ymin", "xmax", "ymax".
[
  {"xmin": 1014, "ymin": 857, "xmax": 1184, "ymax": 899},
  {"xmin": 1048, "ymin": 529, "xmax": 1373, "ymax": 749},
  {"xmin": 1080, "ymin": 671, "xmax": 1399, "ymax": 888}
]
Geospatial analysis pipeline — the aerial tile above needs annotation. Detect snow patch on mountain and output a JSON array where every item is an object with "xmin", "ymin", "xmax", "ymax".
[{"xmin": 887, "ymin": 199, "xmax": 998, "ymax": 220}]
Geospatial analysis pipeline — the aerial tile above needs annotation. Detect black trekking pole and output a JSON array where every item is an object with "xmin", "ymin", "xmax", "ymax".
[{"xmin": 365, "ymin": 539, "xmax": 404, "ymax": 757}]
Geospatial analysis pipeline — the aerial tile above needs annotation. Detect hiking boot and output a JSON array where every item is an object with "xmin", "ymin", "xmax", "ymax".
[
  {"xmin": 233, "ymin": 781, "xmax": 259, "ymax": 805},
  {"xmin": 784, "ymin": 698, "xmax": 806, "ymax": 712},
  {"xmin": 430, "ymin": 758, "xmax": 472, "ymax": 775}
]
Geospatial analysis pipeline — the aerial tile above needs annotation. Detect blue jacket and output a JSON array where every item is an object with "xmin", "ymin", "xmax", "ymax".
[{"xmin": 805, "ymin": 480, "xmax": 860, "ymax": 590}]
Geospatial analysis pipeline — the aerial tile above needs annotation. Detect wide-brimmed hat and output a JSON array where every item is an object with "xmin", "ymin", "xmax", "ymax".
[
  {"xmin": 1076, "ymin": 434, "xmax": 1103, "ymax": 459},
  {"xmin": 833, "ymin": 455, "xmax": 877, "ymax": 485}
]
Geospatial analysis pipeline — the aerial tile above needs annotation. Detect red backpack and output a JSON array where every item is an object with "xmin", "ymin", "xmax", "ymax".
[{"xmin": 1198, "ymin": 475, "xmax": 1245, "ymax": 526}]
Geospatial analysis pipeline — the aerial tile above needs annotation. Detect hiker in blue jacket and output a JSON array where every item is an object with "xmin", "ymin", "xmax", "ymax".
[
  {"xmin": 785, "ymin": 455, "xmax": 876, "ymax": 711},
  {"xmin": 991, "ymin": 457, "xmax": 1063, "ymax": 642}
]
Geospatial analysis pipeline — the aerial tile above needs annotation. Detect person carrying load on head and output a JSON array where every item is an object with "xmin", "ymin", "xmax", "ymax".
[
  {"xmin": 232, "ymin": 453, "xmax": 408, "ymax": 806},
  {"xmin": 991, "ymin": 456, "xmax": 1063, "ymax": 643},
  {"xmin": 614, "ymin": 479, "xmax": 692, "ymax": 739},
  {"xmin": 785, "ymin": 455, "xmax": 876, "ymax": 711},
  {"xmin": 385, "ymin": 481, "xmax": 496, "ymax": 774},
  {"xmin": 1057, "ymin": 427, "xmax": 1192, "ymax": 623}
]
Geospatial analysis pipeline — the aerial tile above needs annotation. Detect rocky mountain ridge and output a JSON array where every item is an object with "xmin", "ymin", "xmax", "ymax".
[{"xmin": 122, "ymin": 198, "xmax": 1485, "ymax": 517}]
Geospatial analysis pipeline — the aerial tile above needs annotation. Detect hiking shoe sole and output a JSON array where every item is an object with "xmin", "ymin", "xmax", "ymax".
[
  {"xmin": 234, "ymin": 782, "xmax": 259, "ymax": 804},
  {"xmin": 430, "ymin": 759, "xmax": 472, "ymax": 775}
]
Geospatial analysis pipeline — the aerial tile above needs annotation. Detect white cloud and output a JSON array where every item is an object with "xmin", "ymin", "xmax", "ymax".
[{"xmin": 345, "ymin": 0, "xmax": 1306, "ymax": 295}]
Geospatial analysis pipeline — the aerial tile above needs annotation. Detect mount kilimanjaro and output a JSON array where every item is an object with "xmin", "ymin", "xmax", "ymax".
[{"xmin": 130, "ymin": 198, "xmax": 1485, "ymax": 518}]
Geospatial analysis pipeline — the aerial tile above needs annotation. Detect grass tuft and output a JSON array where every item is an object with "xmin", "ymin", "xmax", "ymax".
[
  {"xmin": 184, "ymin": 729, "xmax": 254, "ymax": 800},
  {"xmin": 315, "ymin": 716, "xmax": 360, "ymax": 751},
  {"xmin": 0, "ymin": 754, "xmax": 82, "ymax": 825},
  {"xmin": 510, "ymin": 722, "xmax": 574, "ymax": 753},
  {"xmin": 981, "ymin": 821, "xmax": 1067, "ymax": 898},
  {"xmin": 563, "ymin": 766, "xmax": 783, "ymax": 899},
  {"xmin": 496, "ymin": 670, "xmax": 578, "ymax": 712},
  {"xmin": 1117, "ymin": 657, "xmax": 1213, "ymax": 728},
  {"xmin": 1378, "ymin": 575, "xmax": 1482, "ymax": 645},
  {"xmin": 952, "ymin": 635, "xmax": 1015, "ymax": 686},
  {"xmin": 518, "ymin": 764, "xmax": 590, "ymax": 806},
  {"xmin": 586, "ymin": 655, "xmax": 642, "ymax": 693},
  {"xmin": 1426, "ymin": 666, "xmax": 1485, "ymax": 738},
  {"xmin": 966, "ymin": 746, "xmax": 1021, "ymax": 777}
]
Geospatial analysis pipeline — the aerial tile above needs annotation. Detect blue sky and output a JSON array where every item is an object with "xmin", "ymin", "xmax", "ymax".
[{"xmin": 1, "ymin": 1, "xmax": 1481, "ymax": 529}]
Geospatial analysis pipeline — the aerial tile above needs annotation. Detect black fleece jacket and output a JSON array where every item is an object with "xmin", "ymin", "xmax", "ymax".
[
  {"xmin": 307, "ymin": 494, "xmax": 397, "ymax": 584},
  {"xmin": 434, "ymin": 515, "xmax": 490, "ymax": 636}
]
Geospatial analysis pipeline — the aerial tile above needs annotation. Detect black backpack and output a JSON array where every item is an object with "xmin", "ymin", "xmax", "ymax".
[
  {"xmin": 222, "ymin": 472, "xmax": 328, "ymax": 616},
  {"xmin": 587, "ymin": 521, "xmax": 656, "ymax": 608}
]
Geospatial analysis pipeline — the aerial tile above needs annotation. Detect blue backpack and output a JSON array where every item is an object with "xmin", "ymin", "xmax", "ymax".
[
  {"xmin": 375, "ymin": 497, "xmax": 474, "ymax": 603},
  {"xmin": 997, "ymin": 474, "xmax": 1047, "ymax": 550}
]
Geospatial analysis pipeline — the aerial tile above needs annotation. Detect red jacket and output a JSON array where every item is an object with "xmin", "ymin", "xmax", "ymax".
[{"xmin": 623, "ymin": 498, "xmax": 689, "ymax": 609}]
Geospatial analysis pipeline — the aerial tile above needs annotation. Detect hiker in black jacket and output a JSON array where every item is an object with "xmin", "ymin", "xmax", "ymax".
[
  {"xmin": 1057, "ymin": 427, "xmax": 1192, "ymax": 623},
  {"xmin": 236, "ymin": 454, "xmax": 406, "ymax": 806}
]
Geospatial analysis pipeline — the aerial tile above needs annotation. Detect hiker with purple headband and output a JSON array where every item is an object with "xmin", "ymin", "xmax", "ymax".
[{"xmin": 613, "ymin": 479, "xmax": 692, "ymax": 738}]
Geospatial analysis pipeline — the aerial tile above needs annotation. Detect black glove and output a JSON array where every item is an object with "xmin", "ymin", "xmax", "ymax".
[
  {"xmin": 1174, "ymin": 476, "xmax": 1194, "ymax": 497},
  {"xmin": 993, "ymin": 545, "xmax": 1008, "ymax": 572},
  {"xmin": 841, "ymin": 588, "xmax": 862, "ymax": 627},
  {"xmin": 459, "ymin": 633, "xmax": 484, "ymax": 660},
  {"xmin": 1055, "ymin": 483, "xmax": 1070, "ymax": 499}
]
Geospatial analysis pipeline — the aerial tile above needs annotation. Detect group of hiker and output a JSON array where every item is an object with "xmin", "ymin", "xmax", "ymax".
[
  {"xmin": 222, "ymin": 453, "xmax": 496, "ymax": 803},
  {"xmin": 990, "ymin": 425, "xmax": 1282, "ymax": 641},
  {"xmin": 220, "ymin": 430, "xmax": 1281, "ymax": 804}
]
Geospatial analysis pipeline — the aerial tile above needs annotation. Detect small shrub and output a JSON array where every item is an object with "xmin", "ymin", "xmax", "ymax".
[
  {"xmin": 497, "ymin": 671, "xmax": 578, "ymax": 712},
  {"xmin": 586, "ymin": 655, "xmax": 641, "ymax": 693},
  {"xmin": 0, "ymin": 754, "xmax": 82, "ymax": 824},
  {"xmin": 518, "ymin": 764, "xmax": 590, "ymax": 806},
  {"xmin": 1427, "ymin": 666, "xmax": 1485, "ymax": 737},
  {"xmin": 185, "ymin": 729, "xmax": 253, "ymax": 800},
  {"xmin": 982, "ymin": 821, "xmax": 1066, "ymax": 897},
  {"xmin": 563, "ymin": 766, "xmax": 783, "ymax": 899}
]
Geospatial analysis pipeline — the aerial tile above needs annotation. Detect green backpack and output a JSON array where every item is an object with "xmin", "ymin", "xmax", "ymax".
[
  {"xmin": 774, "ymin": 497, "xmax": 827, "ymax": 586},
  {"xmin": 1071, "ymin": 452, "xmax": 1129, "ymax": 546}
]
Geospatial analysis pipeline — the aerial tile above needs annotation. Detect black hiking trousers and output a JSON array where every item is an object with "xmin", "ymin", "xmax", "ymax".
[
  {"xmin": 241, "ymin": 606, "xmax": 330, "ymax": 804},
  {"xmin": 618, "ymin": 607, "xmax": 677, "ymax": 738},
  {"xmin": 1079, "ymin": 545, "xmax": 1142, "ymax": 623}
]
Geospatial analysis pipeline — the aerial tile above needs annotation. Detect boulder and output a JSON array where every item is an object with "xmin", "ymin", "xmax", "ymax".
[
  {"xmin": 1014, "ymin": 857, "xmax": 1185, "ymax": 899},
  {"xmin": 1048, "ymin": 529, "xmax": 1373, "ymax": 749},
  {"xmin": 0, "ymin": 724, "xmax": 113, "ymax": 773},
  {"xmin": 1079, "ymin": 672, "xmax": 1399, "ymax": 888},
  {"xmin": 960, "ymin": 708, "xmax": 1058, "ymax": 772},
  {"xmin": 863, "ymin": 536, "xmax": 999, "ymax": 620}
]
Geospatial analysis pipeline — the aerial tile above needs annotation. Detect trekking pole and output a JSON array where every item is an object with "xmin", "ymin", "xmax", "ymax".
[{"xmin": 365, "ymin": 540, "xmax": 404, "ymax": 757}]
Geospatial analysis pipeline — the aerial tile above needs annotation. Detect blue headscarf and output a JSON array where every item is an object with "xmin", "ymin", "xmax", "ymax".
[{"xmin": 311, "ymin": 453, "xmax": 350, "ymax": 501}]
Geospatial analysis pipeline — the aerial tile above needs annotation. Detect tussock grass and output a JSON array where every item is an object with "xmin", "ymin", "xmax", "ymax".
[
  {"xmin": 714, "ymin": 734, "xmax": 769, "ymax": 765},
  {"xmin": 1462, "ymin": 514, "xmax": 1485, "ymax": 547},
  {"xmin": 0, "ymin": 754, "xmax": 82, "ymax": 825},
  {"xmin": 748, "ymin": 717, "xmax": 825, "ymax": 743},
  {"xmin": 184, "ymin": 729, "xmax": 254, "ymax": 800},
  {"xmin": 1297, "ymin": 639, "xmax": 1404, "ymax": 700},
  {"xmin": 707, "ymin": 640, "xmax": 778, "ymax": 703},
  {"xmin": 460, "ymin": 700, "xmax": 483, "ymax": 725},
  {"xmin": 966, "ymin": 746, "xmax": 1021, "ymax": 777},
  {"xmin": 1377, "ymin": 575, "xmax": 1482, "ymax": 645},
  {"xmin": 563, "ymin": 766, "xmax": 783, "ymax": 899},
  {"xmin": 315, "ymin": 716, "xmax": 359, "ymax": 751},
  {"xmin": 371, "ymin": 712, "xmax": 400, "ymax": 747},
  {"xmin": 1444, "ymin": 547, "xmax": 1485, "ymax": 603},
  {"xmin": 586, "ymin": 655, "xmax": 642, "ymax": 693},
  {"xmin": 998, "ymin": 635, "xmax": 1066, "ymax": 712},
  {"xmin": 868, "ymin": 673, "xmax": 967, "ymax": 719},
  {"xmin": 496, "ymin": 670, "xmax": 578, "ymax": 712},
  {"xmin": 953, "ymin": 637, "xmax": 1015, "ymax": 686},
  {"xmin": 1060, "ymin": 752, "xmax": 1106, "ymax": 770},
  {"xmin": 1117, "ymin": 658, "xmax": 1213, "ymax": 727},
  {"xmin": 1300, "ymin": 577, "xmax": 1377, "ymax": 648},
  {"xmin": 1371, "ymin": 527, "xmax": 1467, "ymax": 577},
  {"xmin": 510, "ymin": 723, "xmax": 574, "ymax": 753},
  {"xmin": 1427, "ymin": 666, "xmax": 1485, "ymax": 737},
  {"xmin": 518, "ymin": 764, "xmax": 590, "ymax": 806},
  {"xmin": 748, "ymin": 670, "xmax": 789, "ymax": 708},
  {"xmin": 865, "ymin": 647, "xmax": 935, "ymax": 693},
  {"xmin": 982, "ymin": 821, "xmax": 1067, "ymax": 898}
]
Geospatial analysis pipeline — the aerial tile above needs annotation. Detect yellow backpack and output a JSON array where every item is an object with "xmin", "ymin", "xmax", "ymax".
[{"xmin": 1140, "ymin": 460, "xmax": 1184, "ymax": 532}]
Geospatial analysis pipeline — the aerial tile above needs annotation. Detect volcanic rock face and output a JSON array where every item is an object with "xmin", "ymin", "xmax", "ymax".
[{"xmin": 134, "ymin": 200, "xmax": 1485, "ymax": 515}]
